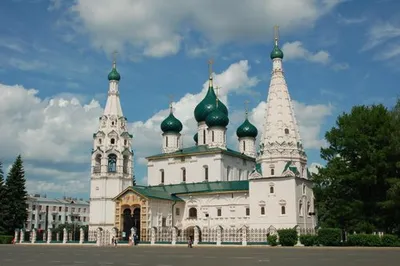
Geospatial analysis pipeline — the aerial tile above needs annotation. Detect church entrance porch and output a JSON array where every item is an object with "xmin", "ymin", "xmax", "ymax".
[{"xmin": 122, "ymin": 207, "xmax": 141, "ymax": 241}]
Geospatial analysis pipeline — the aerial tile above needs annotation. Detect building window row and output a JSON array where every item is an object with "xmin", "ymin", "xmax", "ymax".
[
  {"xmin": 298, "ymin": 200, "xmax": 311, "ymax": 217},
  {"xmin": 259, "ymin": 205, "xmax": 286, "ymax": 215},
  {"xmin": 30, "ymin": 205, "xmax": 87, "ymax": 213},
  {"xmin": 160, "ymin": 165, "xmax": 209, "ymax": 184}
]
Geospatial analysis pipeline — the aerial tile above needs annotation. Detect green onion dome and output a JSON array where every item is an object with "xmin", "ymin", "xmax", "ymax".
[
  {"xmin": 236, "ymin": 118, "xmax": 258, "ymax": 138},
  {"xmin": 108, "ymin": 63, "xmax": 121, "ymax": 81},
  {"xmin": 161, "ymin": 113, "xmax": 183, "ymax": 133},
  {"xmin": 194, "ymin": 82, "xmax": 228, "ymax": 122},
  {"xmin": 205, "ymin": 107, "xmax": 229, "ymax": 128},
  {"xmin": 270, "ymin": 44, "xmax": 284, "ymax": 60},
  {"xmin": 193, "ymin": 133, "xmax": 198, "ymax": 143}
]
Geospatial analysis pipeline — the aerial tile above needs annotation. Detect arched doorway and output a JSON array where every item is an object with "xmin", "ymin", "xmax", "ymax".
[
  {"xmin": 122, "ymin": 209, "xmax": 133, "ymax": 240},
  {"xmin": 132, "ymin": 208, "xmax": 141, "ymax": 239},
  {"xmin": 186, "ymin": 226, "xmax": 201, "ymax": 242}
]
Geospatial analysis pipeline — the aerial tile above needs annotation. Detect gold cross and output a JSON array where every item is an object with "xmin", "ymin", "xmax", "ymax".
[
  {"xmin": 208, "ymin": 59, "xmax": 214, "ymax": 77},
  {"xmin": 244, "ymin": 100, "xmax": 250, "ymax": 118},
  {"xmin": 112, "ymin": 50, "xmax": 118, "ymax": 62},
  {"xmin": 215, "ymin": 86, "xmax": 220, "ymax": 98},
  {"xmin": 168, "ymin": 94, "xmax": 174, "ymax": 112}
]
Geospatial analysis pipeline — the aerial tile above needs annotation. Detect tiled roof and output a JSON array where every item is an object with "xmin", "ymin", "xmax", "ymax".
[
  {"xmin": 146, "ymin": 145, "xmax": 255, "ymax": 161},
  {"xmin": 117, "ymin": 180, "xmax": 249, "ymax": 202}
]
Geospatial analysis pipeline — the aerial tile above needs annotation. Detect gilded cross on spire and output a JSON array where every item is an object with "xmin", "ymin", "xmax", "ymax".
[
  {"xmin": 208, "ymin": 59, "xmax": 214, "ymax": 78},
  {"xmin": 168, "ymin": 94, "xmax": 174, "ymax": 113},
  {"xmin": 244, "ymin": 100, "xmax": 250, "ymax": 118},
  {"xmin": 273, "ymin": 25, "xmax": 280, "ymax": 46}
]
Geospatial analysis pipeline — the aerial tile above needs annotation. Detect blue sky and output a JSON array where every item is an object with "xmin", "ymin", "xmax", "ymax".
[{"xmin": 0, "ymin": 0, "xmax": 399, "ymax": 199}]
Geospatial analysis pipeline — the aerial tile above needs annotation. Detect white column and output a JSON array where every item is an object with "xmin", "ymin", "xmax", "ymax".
[
  {"xmin": 96, "ymin": 228, "xmax": 101, "ymax": 246},
  {"xmin": 172, "ymin": 227, "xmax": 177, "ymax": 245},
  {"xmin": 47, "ymin": 229, "xmax": 51, "ymax": 244},
  {"xmin": 31, "ymin": 229, "xmax": 36, "ymax": 244},
  {"xmin": 79, "ymin": 228, "xmax": 84, "ymax": 244},
  {"xmin": 242, "ymin": 227, "xmax": 247, "ymax": 246},
  {"xmin": 19, "ymin": 230, "xmax": 24, "ymax": 243},
  {"xmin": 194, "ymin": 227, "xmax": 199, "ymax": 245},
  {"xmin": 216, "ymin": 227, "xmax": 222, "ymax": 246},
  {"xmin": 14, "ymin": 229, "xmax": 19, "ymax": 243},
  {"xmin": 151, "ymin": 228, "xmax": 156, "ymax": 245},
  {"xmin": 63, "ymin": 228, "xmax": 67, "ymax": 244}
]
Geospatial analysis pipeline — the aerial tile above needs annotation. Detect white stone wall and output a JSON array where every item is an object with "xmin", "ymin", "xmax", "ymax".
[
  {"xmin": 162, "ymin": 132, "xmax": 181, "ymax": 153},
  {"xmin": 248, "ymin": 177, "xmax": 298, "ymax": 229},
  {"xmin": 197, "ymin": 122, "xmax": 208, "ymax": 145},
  {"xmin": 147, "ymin": 153, "xmax": 255, "ymax": 186},
  {"xmin": 238, "ymin": 137, "xmax": 256, "ymax": 158},
  {"xmin": 207, "ymin": 127, "xmax": 226, "ymax": 149}
]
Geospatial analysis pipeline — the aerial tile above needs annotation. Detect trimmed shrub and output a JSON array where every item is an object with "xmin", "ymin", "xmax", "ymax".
[
  {"xmin": 317, "ymin": 228, "xmax": 342, "ymax": 246},
  {"xmin": 381, "ymin": 234, "xmax": 399, "ymax": 247},
  {"xmin": 300, "ymin": 234, "xmax": 318, "ymax": 246},
  {"xmin": 277, "ymin": 229, "xmax": 298, "ymax": 246},
  {"xmin": 267, "ymin": 234, "xmax": 278, "ymax": 246},
  {"xmin": 347, "ymin": 234, "xmax": 381, "ymax": 247},
  {"xmin": 0, "ymin": 235, "xmax": 13, "ymax": 244}
]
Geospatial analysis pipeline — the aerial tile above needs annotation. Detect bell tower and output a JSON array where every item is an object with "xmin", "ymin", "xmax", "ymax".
[{"xmin": 89, "ymin": 53, "xmax": 134, "ymax": 233}]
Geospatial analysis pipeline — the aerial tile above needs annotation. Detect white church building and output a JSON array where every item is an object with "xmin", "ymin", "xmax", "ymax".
[{"xmin": 89, "ymin": 29, "xmax": 316, "ymax": 243}]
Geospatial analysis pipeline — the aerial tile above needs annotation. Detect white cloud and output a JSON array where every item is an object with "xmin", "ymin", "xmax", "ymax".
[
  {"xmin": 374, "ymin": 43, "xmax": 400, "ymax": 60},
  {"xmin": 361, "ymin": 22, "xmax": 400, "ymax": 52},
  {"xmin": 331, "ymin": 62, "xmax": 349, "ymax": 71},
  {"xmin": 308, "ymin": 162, "xmax": 324, "ymax": 174},
  {"xmin": 282, "ymin": 41, "xmax": 330, "ymax": 64},
  {"xmin": 66, "ymin": 0, "xmax": 343, "ymax": 57},
  {"xmin": 8, "ymin": 58, "xmax": 48, "ymax": 71},
  {"xmin": 337, "ymin": 14, "xmax": 366, "ymax": 25}
]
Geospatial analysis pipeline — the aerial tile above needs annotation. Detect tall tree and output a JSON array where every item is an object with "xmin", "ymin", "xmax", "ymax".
[
  {"xmin": 0, "ymin": 161, "xmax": 5, "ymax": 233},
  {"xmin": 313, "ymin": 104, "xmax": 399, "ymax": 233},
  {"xmin": 4, "ymin": 155, "xmax": 28, "ymax": 234}
]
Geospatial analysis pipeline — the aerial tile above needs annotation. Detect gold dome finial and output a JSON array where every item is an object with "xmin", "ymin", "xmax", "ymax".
[
  {"xmin": 273, "ymin": 25, "xmax": 280, "ymax": 46},
  {"xmin": 208, "ymin": 59, "xmax": 214, "ymax": 87}
]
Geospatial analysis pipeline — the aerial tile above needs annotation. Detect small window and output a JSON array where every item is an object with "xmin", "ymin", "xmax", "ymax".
[
  {"xmin": 302, "ymin": 184, "xmax": 306, "ymax": 195},
  {"xmin": 261, "ymin": 206, "xmax": 265, "ymax": 215},
  {"xmin": 212, "ymin": 131, "xmax": 215, "ymax": 142},
  {"xmin": 111, "ymin": 121, "xmax": 115, "ymax": 126},
  {"xmin": 271, "ymin": 168, "xmax": 274, "ymax": 175},
  {"xmin": 299, "ymin": 201, "xmax": 303, "ymax": 216},
  {"xmin": 175, "ymin": 208, "xmax": 180, "ymax": 216},
  {"xmin": 166, "ymin": 136, "xmax": 168, "ymax": 147},
  {"xmin": 182, "ymin": 168, "xmax": 186, "ymax": 182},
  {"xmin": 162, "ymin": 217, "xmax": 167, "ymax": 227},
  {"xmin": 110, "ymin": 138, "xmax": 115, "ymax": 144},
  {"xmin": 204, "ymin": 166, "xmax": 209, "ymax": 181},
  {"xmin": 189, "ymin": 207, "xmax": 197, "ymax": 219},
  {"xmin": 160, "ymin": 170, "xmax": 165, "ymax": 184},
  {"xmin": 281, "ymin": 206, "xmax": 286, "ymax": 215},
  {"xmin": 243, "ymin": 141, "xmax": 246, "ymax": 151},
  {"xmin": 99, "ymin": 139, "xmax": 102, "ymax": 144},
  {"xmin": 284, "ymin": 128, "xmax": 289, "ymax": 134},
  {"xmin": 270, "ymin": 186, "xmax": 274, "ymax": 194},
  {"xmin": 246, "ymin": 207, "xmax": 250, "ymax": 216},
  {"xmin": 124, "ymin": 139, "xmax": 127, "ymax": 145},
  {"xmin": 203, "ymin": 129, "xmax": 206, "ymax": 144},
  {"xmin": 217, "ymin": 208, "xmax": 222, "ymax": 217},
  {"xmin": 307, "ymin": 201, "xmax": 311, "ymax": 216}
]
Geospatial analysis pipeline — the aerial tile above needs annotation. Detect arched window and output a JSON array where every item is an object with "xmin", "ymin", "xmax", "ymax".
[
  {"xmin": 299, "ymin": 200, "xmax": 303, "ymax": 216},
  {"xmin": 110, "ymin": 138, "xmax": 115, "ymax": 144},
  {"xmin": 281, "ymin": 205, "xmax": 286, "ymax": 215},
  {"xmin": 284, "ymin": 128, "xmax": 289, "ymax": 134},
  {"xmin": 124, "ymin": 139, "xmax": 127, "ymax": 146},
  {"xmin": 271, "ymin": 168, "xmax": 274, "ymax": 175},
  {"xmin": 123, "ymin": 155, "xmax": 129, "ymax": 174},
  {"xmin": 182, "ymin": 168, "xmax": 186, "ymax": 182},
  {"xmin": 302, "ymin": 184, "xmax": 306, "ymax": 195},
  {"xmin": 270, "ymin": 186, "xmax": 274, "ymax": 194},
  {"xmin": 203, "ymin": 130, "xmax": 206, "ymax": 144},
  {"xmin": 204, "ymin": 166, "xmax": 209, "ymax": 181},
  {"xmin": 107, "ymin": 154, "xmax": 117, "ymax": 172},
  {"xmin": 160, "ymin": 169, "xmax": 165, "ymax": 184},
  {"xmin": 307, "ymin": 201, "xmax": 311, "ymax": 216},
  {"xmin": 165, "ymin": 136, "xmax": 168, "ymax": 147},
  {"xmin": 212, "ymin": 131, "xmax": 215, "ymax": 142},
  {"xmin": 261, "ymin": 206, "xmax": 265, "ymax": 215},
  {"xmin": 243, "ymin": 141, "xmax": 246, "ymax": 151},
  {"xmin": 189, "ymin": 207, "xmax": 197, "ymax": 218},
  {"xmin": 99, "ymin": 139, "xmax": 102, "ymax": 145},
  {"xmin": 94, "ymin": 154, "xmax": 101, "ymax": 173}
]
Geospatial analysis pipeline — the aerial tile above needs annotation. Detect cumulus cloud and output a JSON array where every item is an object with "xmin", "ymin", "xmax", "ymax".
[
  {"xmin": 282, "ymin": 41, "xmax": 331, "ymax": 64},
  {"xmin": 65, "ymin": 0, "xmax": 343, "ymax": 57},
  {"xmin": 361, "ymin": 22, "xmax": 400, "ymax": 52}
]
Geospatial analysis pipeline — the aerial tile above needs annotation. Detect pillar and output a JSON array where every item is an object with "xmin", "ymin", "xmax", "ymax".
[
  {"xmin": 96, "ymin": 228, "xmax": 101, "ymax": 246},
  {"xmin": 56, "ymin": 232, "xmax": 60, "ymax": 242},
  {"xmin": 296, "ymin": 226, "xmax": 302, "ymax": 246},
  {"xmin": 47, "ymin": 229, "xmax": 51, "ymax": 244},
  {"xmin": 172, "ymin": 227, "xmax": 177, "ymax": 245},
  {"xmin": 31, "ymin": 229, "xmax": 37, "ymax": 244},
  {"xmin": 14, "ymin": 229, "xmax": 19, "ymax": 243},
  {"xmin": 19, "ymin": 229, "xmax": 24, "ymax": 243},
  {"xmin": 194, "ymin": 227, "xmax": 199, "ymax": 245},
  {"xmin": 151, "ymin": 228, "xmax": 155, "ymax": 245},
  {"xmin": 112, "ymin": 228, "xmax": 117, "ymax": 245},
  {"xmin": 79, "ymin": 228, "xmax": 84, "ymax": 244},
  {"xmin": 63, "ymin": 228, "xmax": 67, "ymax": 244},
  {"xmin": 242, "ymin": 227, "xmax": 247, "ymax": 246},
  {"xmin": 43, "ymin": 231, "xmax": 47, "ymax": 242},
  {"xmin": 216, "ymin": 227, "xmax": 222, "ymax": 246}
]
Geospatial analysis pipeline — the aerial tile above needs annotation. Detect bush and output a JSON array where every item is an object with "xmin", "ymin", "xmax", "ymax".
[
  {"xmin": 317, "ymin": 228, "xmax": 342, "ymax": 246},
  {"xmin": 381, "ymin": 234, "xmax": 399, "ymax": 247},
  {"xmin": 0, "ymin": 235, "xmax": 13, "ymax": 244},
  {"xmin": 267, "ymin": 234, "xmax": 278, "ymax": 246},
  {"xmin": 300, "ymin": 234, "xmax": 318, "ymax": 246},
  {"xmin": 346, "ymin": 234, "xmax": 381, "ymax": 247},
  {"xmin": 277, "ymin": 229, "xmax": 298, "ymax": 246}
]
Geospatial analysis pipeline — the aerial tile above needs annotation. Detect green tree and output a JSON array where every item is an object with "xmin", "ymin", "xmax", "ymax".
[
  {"xmin": 0, "ymin": 161, "xmax": 5, "ymax": 233},
  {"xmin": 3, "ymin": 155, "xmax": 28, "ymax": 234},
  {"xmin": 313, "ymin": 103, "xmax": 400, "ymax": 233}
]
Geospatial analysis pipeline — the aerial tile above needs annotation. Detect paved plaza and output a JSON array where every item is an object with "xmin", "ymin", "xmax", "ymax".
[{"xmin": 0, "ymin": 245, "xmax": 399, "ymax": 266}]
